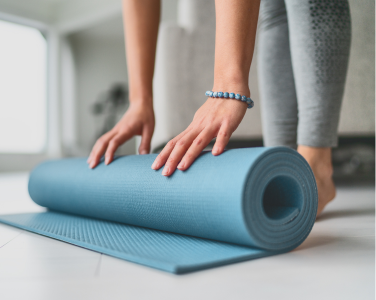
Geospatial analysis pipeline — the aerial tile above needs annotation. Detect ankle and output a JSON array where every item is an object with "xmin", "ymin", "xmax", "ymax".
[{"xmin": 297, "ymin": 145, "xmax": 333, "ymax": 179}]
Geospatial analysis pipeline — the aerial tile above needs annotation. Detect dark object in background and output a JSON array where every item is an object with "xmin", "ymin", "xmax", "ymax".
[
  {"xmin": 332, "ymin": 137, "xmax": 375, "ymax": 185},
  {"xmin": 91, "ymin": 83, "xmax": 129, "ymax": 142}
]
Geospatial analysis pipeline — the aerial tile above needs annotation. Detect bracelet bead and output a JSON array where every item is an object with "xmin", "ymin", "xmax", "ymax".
[
  {"xmin": 205, "ymin": 90, "xmax": 254, "ymax": 109},
  {"xmin": 247, "ymin": 98, "xmax": 254, "ymax": 108}
]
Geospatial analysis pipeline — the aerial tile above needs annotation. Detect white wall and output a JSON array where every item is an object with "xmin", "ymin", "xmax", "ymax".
[{"xmin": 338, "ymin": 0, "xmax": 375, "ymax": 135}]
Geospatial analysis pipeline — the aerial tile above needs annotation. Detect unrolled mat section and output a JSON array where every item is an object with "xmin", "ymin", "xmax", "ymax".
[{"xmin": 0, "ymin": 147, "xmax": 318, "ymax": 274}]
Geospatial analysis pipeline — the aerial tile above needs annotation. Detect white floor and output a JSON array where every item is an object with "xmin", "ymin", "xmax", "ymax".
[{"xmin": 0, "ymin": 173, "xmax": 374, "ymax": 300}]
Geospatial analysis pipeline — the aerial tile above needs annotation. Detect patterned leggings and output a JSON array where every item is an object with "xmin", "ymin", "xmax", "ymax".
[{"xmin": 258, "ymin": 0, "xmax": 351, "ymax": 148}]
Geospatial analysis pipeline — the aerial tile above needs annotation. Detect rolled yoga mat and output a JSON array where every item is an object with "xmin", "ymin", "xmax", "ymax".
[{"xmin": 0, "ymin": 147, "xmax": 318, "ymax": 274}]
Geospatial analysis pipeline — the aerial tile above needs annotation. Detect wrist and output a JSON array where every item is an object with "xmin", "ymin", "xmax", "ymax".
[
  {"xmin": 129, "ymin": 91, "xmax": 153, "ymax": 106},
  {"xmin": 129, "ymin": 82, "xmax": 153, "ymax": 105},
  {"xmin": 212, "ymin": 73, "xmax": 250, "ymax": 97},
  {"xmin": 129, "ymin": 97, "xmax": 153, "ymax": 110}
]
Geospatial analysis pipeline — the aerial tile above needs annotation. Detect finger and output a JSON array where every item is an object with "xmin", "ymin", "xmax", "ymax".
[
  {"xmin": 162, "ymin": 129, "xmax": 201, "ymax": 176},
  {"xmin": 88, "ymin": 131, "xmax": 116, "ymax": 163},
  {"xmin": 89, "ymin": 132, "xmax": 116, "ymax": 168},
  {"xmin": 151, "ymin": 130, "xmax": 188, "ymax": 170},
  {"xmin": 105, "ymin": 131, "xmax": 133, "ymax": 165},
  {"xmin": 177, "ymin": 128, "xmax": 216, "ymax": 171},
  {"xmin": 138, "ymin": 126, "xmax": 153, "ymax": 155},
  {"xmin": 212, "ymin": 123, "xmax": 231, "ymax": 156}
]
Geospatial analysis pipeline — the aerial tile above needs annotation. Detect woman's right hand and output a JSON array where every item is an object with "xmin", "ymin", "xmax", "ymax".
[{"xmin": 87, "ymin": 101, "xmax": 155, "ymax": 169}]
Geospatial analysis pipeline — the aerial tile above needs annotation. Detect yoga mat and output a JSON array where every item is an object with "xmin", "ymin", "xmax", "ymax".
[{"xmin": 0, "ymin": 147, "xmax": 318, "ymax": 273}]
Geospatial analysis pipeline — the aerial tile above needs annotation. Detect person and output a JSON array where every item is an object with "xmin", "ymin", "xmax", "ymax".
[{"xmin": 87, "ymin": 0, "xmax": 351, "ymax": 216}]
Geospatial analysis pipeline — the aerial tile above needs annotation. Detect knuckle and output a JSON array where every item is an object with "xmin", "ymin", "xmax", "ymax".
[
  {"xmin": 185, "ymin": 152, "xmax": 193, "ymax": 160},
  {"xmin": 176, "ymin": 139, "xmax": 186, "ymax": 147},
  {"xmin": 218, "ymin": 130, "xmax": 229, "ymax": 138},
  {"xmin": 167, "ymin": 157, "xmax": 176, "ymax": 164},
  {"xmin": 167, "ymin": 140, "xmax": 175, "ymax": 148},
  {"xmin": 109, "ymin": 139, "xmax": 119, "ymax": 148},
  {"xmin": 194, "ymin": 138, "xmax": 203, "ymax": 146},
  {"xmin": 98, "ymin": 136, "xmax": 108, "ymax": 144},
  {"xmin": 197, "ymin": 119, "xmax": 206, "ymax": 127},
  {"xmin": 92, "ymin": 148, "xmax": 101, "ymax": 156},
  {"xmin": 158, "ymin": 150, "xmax": 169, "ymax": 159},
  {"xmin": 158, "ymin": 151, "xmax": 168, "ymax": 159},
  {"xmin": 96, "ymin": 140, "xmax": 104, "ymax": 148}
]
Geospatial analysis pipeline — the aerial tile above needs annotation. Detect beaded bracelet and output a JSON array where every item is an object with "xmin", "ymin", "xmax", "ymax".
[{"xmin": 205, "ymin": 91, "xmax": 254, "ymax": 109}]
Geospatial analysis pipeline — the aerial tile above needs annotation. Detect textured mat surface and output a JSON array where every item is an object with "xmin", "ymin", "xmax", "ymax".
[{"xmin": 0, "ymin": 147, "xmax": 318, "ymax": 273}]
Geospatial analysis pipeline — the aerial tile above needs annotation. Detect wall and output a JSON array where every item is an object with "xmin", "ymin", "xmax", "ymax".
[
  {"xmin": 69, "ymin": 16, "xmax": 135, "ymax": 156},
  {"xmin": 338, "ymin": 0, "xmax": 375, "ymax": 135},
  {"xmin": 69, "ymin": 0, "xmax": 178, "ymax": 156}
]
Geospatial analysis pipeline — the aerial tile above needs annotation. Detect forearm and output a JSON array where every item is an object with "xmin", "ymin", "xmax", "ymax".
[
  {"xmin": 123, "ymin": 0, "xmax": 160, "ymax": 104},
  {"xmin": 151, "ymin": 1, "xmax": 260, "ymax": 175},
  {"xmin": 213, "ymin": 0, "xmax": 260, "ymax": 96}
]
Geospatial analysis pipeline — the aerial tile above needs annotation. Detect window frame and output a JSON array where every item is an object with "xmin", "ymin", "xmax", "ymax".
[{"xmin": 0, "ymin": 11, "xmax": 61, "ymax": 172}]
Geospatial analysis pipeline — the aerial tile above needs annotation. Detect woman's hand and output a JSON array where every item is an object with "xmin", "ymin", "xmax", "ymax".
[
  {"xmin": 151, "ymin": 97, "xmax": 247, "ymax": 176},
  {"xmin": 150, "ymin": 0, "xmax": 259, "ymax": 176},
  {"xmin": 88, "ymin": 101, "xmax": 155, "ymax": 168},
  {"xmin": 87, "ymin": 0, "xmax": 160, "ymax": 169}
]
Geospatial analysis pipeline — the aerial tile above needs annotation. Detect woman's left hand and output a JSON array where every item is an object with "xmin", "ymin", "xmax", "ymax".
[{"xmin": 151, "ymin": 97, "xmax": 248, "ymax": 176}]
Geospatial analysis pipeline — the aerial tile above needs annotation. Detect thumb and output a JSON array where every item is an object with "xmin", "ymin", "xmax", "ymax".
[{"xmin": 138, "ymin": 126, "xmax": 153, "ymax": 155}]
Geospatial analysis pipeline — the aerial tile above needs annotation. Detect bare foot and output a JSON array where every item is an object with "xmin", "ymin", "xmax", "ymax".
[
  {"xmin": 315, "ymin": 174, "xmax": 336, "ymax": 217},
  {"xmin": 297, "ymin": 145, "xmax": 336, "ymax": 217}
]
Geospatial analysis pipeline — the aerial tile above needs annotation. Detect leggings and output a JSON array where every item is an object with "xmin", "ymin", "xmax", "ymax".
[{"xmin": 258, "ymin": 0, "xmax": 351, "ymax": 148}]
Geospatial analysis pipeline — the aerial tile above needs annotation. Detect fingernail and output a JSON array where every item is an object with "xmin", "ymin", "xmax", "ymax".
[
  {"xmin": 89, "ymin": 162, "xmax": 94, "ymax": 169},
  {"xmin": 177, "ymin": 162, "xmax": 185, "ymax": 170},
  {"xmin": 212, "ymin": 148, "xmax": 218, "ymax": 155},
  {"xmin": 151, "ymin": 161, "xmax": 159, "ymax": 170},
  {"xmin": 140, "ymin": 150, "xmax": 147, "ymax": 155},
  {"xmin": 162, "ymin": 166, "xmax": 170, "ymax": 176}
]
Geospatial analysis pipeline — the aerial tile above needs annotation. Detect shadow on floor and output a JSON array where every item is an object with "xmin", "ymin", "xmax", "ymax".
[
  {"xmin": 294, "ymin": 234, "xmax": 338, "ymax": 252},
  {"xmin": 316, "ymin": 208, "xmax": 375, "ymax": 222}
]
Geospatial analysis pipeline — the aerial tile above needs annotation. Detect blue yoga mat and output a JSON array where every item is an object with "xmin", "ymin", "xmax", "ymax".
[{"xmin": 0, "ymin": 147, "xmax": 317, "ymax": 273}]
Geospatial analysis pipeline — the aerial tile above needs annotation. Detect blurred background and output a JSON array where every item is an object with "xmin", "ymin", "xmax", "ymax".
[{"xmin": 0, "ymin": 0, "xmax": 374, "ymax": 184}]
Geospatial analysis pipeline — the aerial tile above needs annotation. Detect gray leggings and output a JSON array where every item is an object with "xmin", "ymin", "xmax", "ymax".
[{"xmin": 258, "ymin": 0, "xmax": 351, "ymax": 148}]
